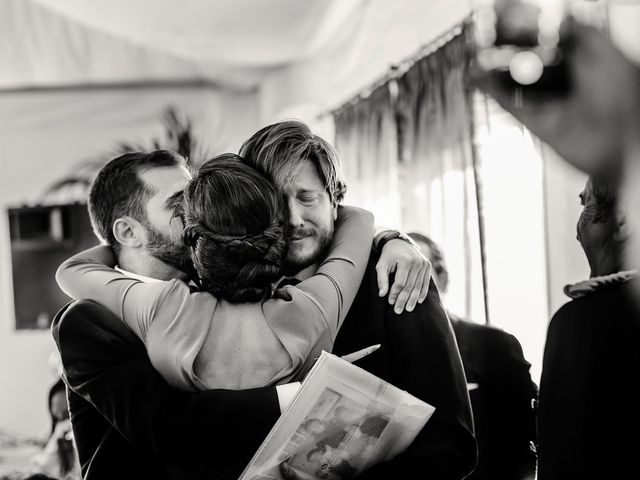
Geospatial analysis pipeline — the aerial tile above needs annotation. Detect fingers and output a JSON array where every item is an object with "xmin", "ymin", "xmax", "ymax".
[
  {"xmin": 418, "ymin": 264, "xmax": 430, "ymax": 305},
  {"xmin": 403, "ymin": 274, "xmax": 422, "ymax": 313},
  {"xmin": 422, "ymin": 255, "xmax": 432, "ymax": 294},
  {"xmin": 390, "ymin": 257, "xmax": 422, "ymax": 314},
  {"xmin": 376, "ymin": 258, "xmax": 390, "ymax": 297},
  {"xmin": 406, "ymin": 262, "xmax": 430, "ymax": 312},
  {"xmin": 375, "ymin": 238, "xmax": 430, "ymax": 312},
  {"xmin": 388, "ymin": 260, "xmax": 409, "ymax": 310}
]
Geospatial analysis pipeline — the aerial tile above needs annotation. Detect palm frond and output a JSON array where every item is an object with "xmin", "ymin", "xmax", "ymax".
[{"xmin": 40, "ymin": 105, "xmax": 210, "ymax": 204}]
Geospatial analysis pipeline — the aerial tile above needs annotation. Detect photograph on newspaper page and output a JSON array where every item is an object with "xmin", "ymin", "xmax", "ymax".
[{"xmin": 239, "ymin": 351, "xmax": 435, "ymax": 480}]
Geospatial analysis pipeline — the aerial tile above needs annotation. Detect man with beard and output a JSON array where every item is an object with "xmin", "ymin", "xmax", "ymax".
[
  {"xmin": 238, "ymin": 120, "xmax": 476, "ymax": 479},
  {"xmin": 52, "ymin": 149, "xmax": 437, "ymax": 479},
  {"xmin": 86, "ymin": 150, "xmax": 193, "ymax": 280}
]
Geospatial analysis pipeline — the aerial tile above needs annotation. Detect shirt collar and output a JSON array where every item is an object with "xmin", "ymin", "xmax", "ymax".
[
  {"xmin": 115, "ymin": 266, "xmax": 163, "ymax": 284},
  {"xmin": 563, "ymin": 270, "xmax": 638, "ymax": 299}
]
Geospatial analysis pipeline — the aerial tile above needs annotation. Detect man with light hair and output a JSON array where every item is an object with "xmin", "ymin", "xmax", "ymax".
[{"xmin": 239, "ymin": 120, "xmax": 477, "ymax": 479}]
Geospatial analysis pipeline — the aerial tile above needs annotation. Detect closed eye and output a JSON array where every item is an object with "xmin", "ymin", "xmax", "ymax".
[
  {"xmin": 166, "ymin": 191, "xmax": 184, "ymax": 211},
  {"xmin": 297, "ymin": 194, "xmax": 319, "ymax": 206}
]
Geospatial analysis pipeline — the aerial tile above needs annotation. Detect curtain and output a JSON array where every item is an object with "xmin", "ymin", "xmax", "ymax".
[
  {"xmin": 331, "ymin": 19, "xmax": 594, "ymax": 380},
  {"xmin": 334, "ymin": 22, "xmax": 486, "ymax": 323},
  {"xmin": 394, "ymin": 24, "xmax": 485, "ymax": 323},
  {"xmin": 333, "ymin": 84, "xmax": 401, "ymax": 228},
  {"xmin": 472, "ymin": 88, "xmax": 555, "ymax": 383}
]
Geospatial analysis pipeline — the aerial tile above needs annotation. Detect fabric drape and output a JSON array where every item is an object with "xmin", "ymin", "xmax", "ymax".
[
  {"xmin": 334, "ymin": 84, "xmax": 401, "ymax": 227},
  {"xmin": 395, "ymin": 25, "xmax": 485, "ymax": 323},
  {"xmin": 333, "ymin": 24, "xmax": 486, "ymax": 322}
]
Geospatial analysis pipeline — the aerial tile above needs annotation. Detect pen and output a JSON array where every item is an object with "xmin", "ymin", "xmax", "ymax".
[{"xmin": 340, "ymin": 344, "xmax": 382, "ymax": 363}]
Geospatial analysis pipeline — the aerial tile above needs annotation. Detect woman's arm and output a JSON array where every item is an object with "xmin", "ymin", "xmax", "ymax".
[
  {"xmin": 297, "ymin": 205, "xmax": 374, "ymax": 334},
  {"xmin": 262, "ymin": 205, "xmax": 374, "ymax": 371},
  {"xmin": 55, "ymin": 245, "xmax": 166, "ymax": 339}
]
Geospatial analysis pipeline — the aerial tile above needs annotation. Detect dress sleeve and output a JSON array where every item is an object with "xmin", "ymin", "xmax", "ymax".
[
  {"xmin": 56, "ymin": 249, "xmax": 171, "ymax": 340},
  {"xmin": 262, "ymin": 205, "xmax": 374, "ymax": 371}
]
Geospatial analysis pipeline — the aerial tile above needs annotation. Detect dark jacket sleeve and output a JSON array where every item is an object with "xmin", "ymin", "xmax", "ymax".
[
  {"xmin": 537, "ymin": 284, "xmax": 640, "ymax": 480},
  {"xmin": 52, "ymin": 300, "xmax": 280, "ymax": 462},
  {"xmin": 537, "ymin": 300, "xmax": 590, "ymax": 480},
  {"xmin": 494, "ymin": 331, "xmax": 538, "ymax": 478},
  {"xmin": 450, "ymin": 318, "xmax": 537, "ymax": 480},
  {"xmin": 333, "ymin": 254, "xmax": 477, "ymax": 479}
]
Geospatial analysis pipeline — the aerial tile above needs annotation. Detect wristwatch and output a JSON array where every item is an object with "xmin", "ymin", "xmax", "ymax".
[{"xmin": 376, "ymin": 230, "xmax": 417, "ymax": 251}]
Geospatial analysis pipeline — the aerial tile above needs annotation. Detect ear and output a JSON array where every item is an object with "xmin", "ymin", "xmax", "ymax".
[
  {"xmin": 113, "ymin": 217, "xmax": 145, "ymax": 249},
  {"xmin": 613, "ymin": 210, "xmax": 629, "ymax": 244}
]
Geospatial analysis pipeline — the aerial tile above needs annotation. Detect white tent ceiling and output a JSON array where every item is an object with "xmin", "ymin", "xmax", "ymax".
[
  {"xmin": 31, "ymin": 0, "xmax": 363, "ymax": 65},
  {"xmin": 2, "ymin": 0, "xmax": 365, "ymax": 90}
]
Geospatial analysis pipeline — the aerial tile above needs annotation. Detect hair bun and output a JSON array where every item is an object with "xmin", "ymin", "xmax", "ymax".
[
  {"xmin": 181, "ymin": 153, "xmax": 288, "ymax": 303},
  {"xmin": 188, "ymin": 218, "xmax": 283, "ymax": 259},
  {"xmin": 185, "ymin": 218, "xmax": 286, "ymax": 302}
]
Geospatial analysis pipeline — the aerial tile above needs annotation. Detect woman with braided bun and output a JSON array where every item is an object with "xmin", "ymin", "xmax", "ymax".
[{"xmin": 56, "ymin": 153, "xmax": 374, "ymax": 392}]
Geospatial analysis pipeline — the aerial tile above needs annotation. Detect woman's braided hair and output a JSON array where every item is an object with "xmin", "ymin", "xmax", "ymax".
[{"xmin": 182, "ymin": 154, "xmax": 286, "ymax": 303}]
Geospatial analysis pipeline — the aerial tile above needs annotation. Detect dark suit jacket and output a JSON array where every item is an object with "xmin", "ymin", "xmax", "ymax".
[
  {"xmin": 538, "ymin": 282, "xmax": 640, "ymax": 480},
  {"xmin": 53, "ymin": 251, "xmax": 476, "ymax": 479},
  {"xmin": 449, "ymin": 315, "xmax": 537, "ymax": 480},
  {"xmin": 331, "ymin": 253, "xmax": 477, "ymax": 479}
]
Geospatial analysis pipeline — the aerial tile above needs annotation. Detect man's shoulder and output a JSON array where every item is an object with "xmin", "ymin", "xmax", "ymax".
[
  {"xmin": 453, "ymin": 318, "xmax": 521, "ymax": 349},
  {"xmin": 352, "ymin": 249, "xmax": 448, "ymax": 324},
  {"xmin": 550, "ymin": 282, "xmax": 638, "ymax": 341},
  {"xmin": 551, "ymin": 282, "xmax": 628, "ymax": 327},
  {"xmin": 52, "ymin": 299, "xmax": 87, "ymax": 342},
  {"xmin": 54, "ymin": 299, "xmax": 117, "ymax": 331},
  {"xmin": 53, "ymin": 299, "xmax": 141, "ymax": 350}
]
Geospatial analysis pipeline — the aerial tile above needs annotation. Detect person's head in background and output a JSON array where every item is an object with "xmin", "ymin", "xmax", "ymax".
[
  {"xmin": 182, "ymin": 154, "xmax": 287, "ymax": 303},
  {"xmin": 239, "ymin": 120, "xmax": 347, "ymax": 275},
  {"xmin": 577, "ymin": 177, "xmax": 627, "ymax": 278},
  {"xmin": 47, "ymin": 378, "xmax": 68, "ymax": 436},
  {"xmin": 407, "ymin": 232, "xmax": 449, "ymax": 296},
  {"xmin": 36, "ymin": 378, "xmax": 78, "ymax": 479},
  {"xmin": 88, "ymin": 150, "xmax": 192, "ymax": 281}
]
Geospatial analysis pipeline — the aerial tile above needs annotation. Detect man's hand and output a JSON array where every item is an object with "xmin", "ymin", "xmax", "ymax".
[
  {"xmin": 376, "ymin": 239, "xmax": 431, "ymax": 314},
  {"xmin": 470, "ymin": 19, "xmax": 640, "ymax": 181}
]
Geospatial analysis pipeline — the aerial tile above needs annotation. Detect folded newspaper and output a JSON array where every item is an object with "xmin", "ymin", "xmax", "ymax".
[{"xmin": 239, "ymin": 350, "xmax": 435, "ymax": 480}]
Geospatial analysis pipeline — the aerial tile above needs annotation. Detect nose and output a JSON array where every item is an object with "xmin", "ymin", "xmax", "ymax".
[
  {"xmin": 286, "ymin": 197, "xmax": 305, "ymax": 228},
  {"xmin": 576, "ymin": 217, "xmax": 583, "ymax": 243}
]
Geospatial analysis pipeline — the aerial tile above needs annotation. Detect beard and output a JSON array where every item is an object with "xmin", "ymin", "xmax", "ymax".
[
  {"xmin": 143, "ymin": 222, "xmax": 195, "ymax": 278},
  {"xmin": 283, "ymin": 223, "xmax": 334, "ymax": 275}
]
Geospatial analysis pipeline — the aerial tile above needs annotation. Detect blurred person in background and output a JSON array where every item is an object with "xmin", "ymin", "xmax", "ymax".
[
  {"xmin": 408, "ymin": 232, "xmax": 537, "ymax": 480},
  {"xmin": 29, "ymin": 378, "xmax": 80, "ymax": 480},
  {"xmin": 536, "ymin": 177, "xmax": 640, "ymax": 479}
]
